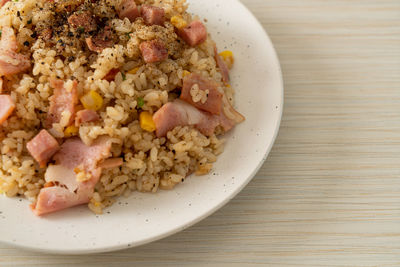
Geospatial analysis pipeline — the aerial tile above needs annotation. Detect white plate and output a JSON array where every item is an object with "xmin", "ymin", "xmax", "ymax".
[{"xmin": 0, "ymin": 0, "xmax": 283, "ymax": 254}]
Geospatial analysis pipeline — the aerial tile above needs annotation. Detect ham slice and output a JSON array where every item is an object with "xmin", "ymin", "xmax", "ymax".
[
  {"xmin": 153, "ymin": 97, "xmax": 245, "ymax": 138},
  {"xmin": 75, "ymin": 109, "xmax": 100, "ymax": 126},
  {"xmin": 153, "ymin": 100, "xmax": 219, "ymax": 137},
  {"xmin": 31, "ymin": 136, "xmax": 113, "ymax": 216},
  {"xmin": 26, "ymin": 130, "xmax": 60, "ymax": 168},
  {"xmin": 117, "ymin": 0, "xmax": 140, "ymax": 22},
  {"xmin": 46, "ymin": 79, "xmax": 78, "ymax": 128},
  {"xmin": 181, "ymin": 73, "xmax": 223, "ymax": 115},
  {"xmin": 139, "ymin": 39, "xmax": 168, "ymax": 63},
  {"xmin": 214, "ymin": 45, "xmax": 230, "ymax": 83},
  {"xmin": 0, "ymin": 94, "xmax": 15, "ymax": 125},
  {"xmin": 0, "ymin": 27, "xmax": 30, "ymax": 76},
  {"xmin": 31, "ymin": 186, "xmax": 90, "ymax": 216},
  {"xmin": 141, "ymin": 5, "xmax": 165, "ymax": 26},
  {"xmin": 177, "ymin": 20, "xmax": 207, "ymax": 47}
]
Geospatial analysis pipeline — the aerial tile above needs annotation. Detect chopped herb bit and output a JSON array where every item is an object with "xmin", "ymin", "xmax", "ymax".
[
  {"xmin": 137, "ymin": 97, "xmax": 144, "ymax": 108},
  {"xmin": 27, "ymin": 19, "xmax": 32, "ymax": 24},
  {"xmin": 77, "ymin": 27, "xmax": 85, "ymax": 33},
  {"xmin": 13, "ymin": 0, "xmax": 18, "ymax": 2},
  {"xmin": 0, "ymin": 30, "xmax": 2, "ymax": 37},
  {"xmin": 125, "ymin": 32, "xmax": 132, "ymax": 39},
  {"xmin": 121, "ymin": 72, "xmax": 126, "ymax": 81}
]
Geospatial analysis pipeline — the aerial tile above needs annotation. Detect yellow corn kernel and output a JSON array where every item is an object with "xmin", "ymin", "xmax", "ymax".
[
  {"xmin": 219, "ymin": 50, "xmax": 234, "ymax": 68},
  {"xmin": 128, "ymin": 67, "xmax": 140, "ymax": 75},
  {"xmin": 225, "ymin": 83, "xmax": 231, "ymax": 88},
  {"xmin": 64, "ymin": 125, "xmax": 79, "ymax": 137},
  {"xmin": 94, "ymin": 202, "xmax": 101, "ymax": 207},
  {"xmin": 182, "ymin": 70, "xmax": 191, "ymax": 77},
  {"xmin": 80, "ymin": 90, "xmax": 103, "ymax": 111},
  {"xmin": 171, "ymin": 15, "xmax": 187, "ymax": 29},
  {"xmin": 139, "ymin": 112, "xmax": 156, "ymax": 133}
]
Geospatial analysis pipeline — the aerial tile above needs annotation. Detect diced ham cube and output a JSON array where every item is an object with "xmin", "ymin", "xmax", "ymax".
[
  {"xmin": 75, "ymin": 109, "xmax": 100, "ymax": 126},
  {"xmin": 214, "ymin": 45, "xmax": 230, "ymax": 83},
  {"xmin": 177, "ymin": 20, "xmax": 207, "ymax": 47},
  {"xmin": 46, "ymin": 79, "xmax": 78, "ymax": 128},
  {"xmin": 68, "ymin": 11, "xmax": 97, "ymax": 33},
  {"xmin": 31, "ymin": 136, "xmax": 113, "ymax": 216},
  {"xmin": 0, "ymin": 27, "xmax": 30, "ymax": 76},
  {"xmin": 26, "ymin": 130, "xmax": 60, "ymax": 168},
  {"xmin": 85, "ymin": 26, "xmax": 114, "ymax": 53},
  {"xmin": 118, "ymin": 0, "xmax": 140, "ymax": 22},
  {"xmin": 139, "ymin": 39, "xmax": 168, "ymax": 63},
  {"xmin": 0, "ymin": 94, "xmax": 15, "ymax": 125},
  {"xmin": 181, "ymin": 73, "xmax": 223, "ymax": 115},
  {"xmin": 141, "ymin": 5, "xmax": 165, "ymax": 26},
  {"xmin": 103, "ymin": 68, "xmax": 120, "ymax": 82}
]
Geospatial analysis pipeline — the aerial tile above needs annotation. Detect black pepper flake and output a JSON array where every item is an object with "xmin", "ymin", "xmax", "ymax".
[
  {"xmin": 23, "ymin": 41, "xmax": 29, "ymax": 46},
  {"xmin": 30, "ymin": 32, "xmax": 37, "ymax": 38},
  {"xmin": 27, "ymin": 19, "xmax": 32, "ymax": 24},
  {"xmin": 67, "ymin": 31, "xmax": 74, "ymax": 37},
  {"xmin": 68, "ymin": 56, "xmax": 75, "ymax": 62},
  {"xmin": 17, "ymin": 11, "xmax": 20, "ymax": 17}
]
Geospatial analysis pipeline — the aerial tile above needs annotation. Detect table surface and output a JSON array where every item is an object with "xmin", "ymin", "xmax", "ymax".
[{"xmin": 2, "ymin": 0, "xmax": 400, "ymax": 266}]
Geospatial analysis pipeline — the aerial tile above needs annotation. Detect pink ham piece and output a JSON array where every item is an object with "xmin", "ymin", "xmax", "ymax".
[
  {"xmin": 117, "ymin": 0, "xmax": 140, "ymax": 22},
  {"xmin": 0, "ymin": 94, "xmax": 15, "ymax": 125},
  {"xmin": 177, "ymin": 20, "xmax": 207, "ymax": 47},
  {"xmin": 181, "ymin": 73, "xmax": 223, "ymax": 115},
  {"xmin": 139, "ymin": 39, "xmax": 168, "ymax": 63},
  {"xmin": 153, "ymin": 100, "xmax": 219, "ymax": 137},
  {"xmin": 141, "ymin": 5, "xmax": 165, "ymax": 26},
  {"xmin": 31, "ymin": 136, "xmax": 113, "ymax": 216},
  {"xmin": 75, "ymin": 109, "xmax": 100, "ymax": 126},
  {"xmin": 153, "ymin": 98, "xmax": 245, "ymax": 138},
  {"xmin": 0, "ymin": 0, "xmax": 10, "ymax": 7},
  {"xmin": 46, "ymin": 79, "xmax": 78, "ymax": 128},
  {"xmin": 214, "ymin": 45, "xmax": 230, "ymax": 83},
  {"xmin": 26, "ymin": 130, "xmax": 60, "ymax": 168},
  {"xmin": 0, "ymin": 27, "xmax": 30, "ymax": 76}
]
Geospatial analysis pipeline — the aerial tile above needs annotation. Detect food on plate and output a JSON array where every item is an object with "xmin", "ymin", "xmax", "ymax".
[{"xmin": 0, "ymin": 0, "xmax": 244, "ymax": 215}]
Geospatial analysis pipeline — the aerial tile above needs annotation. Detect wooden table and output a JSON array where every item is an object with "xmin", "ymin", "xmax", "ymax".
[{"xmin": 1, "ymin": 0, "xmax": 400, "ymax": 266}]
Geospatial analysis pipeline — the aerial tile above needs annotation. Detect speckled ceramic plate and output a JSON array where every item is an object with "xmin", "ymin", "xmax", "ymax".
[{"xmin": 0, "ymin": 0, "xmax": 283, "ymax": 254}]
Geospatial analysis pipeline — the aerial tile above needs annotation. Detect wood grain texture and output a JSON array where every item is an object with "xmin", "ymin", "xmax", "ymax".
[{"xmin": 1, "ymin": 0, "xmax": 400, "ymax": 266}]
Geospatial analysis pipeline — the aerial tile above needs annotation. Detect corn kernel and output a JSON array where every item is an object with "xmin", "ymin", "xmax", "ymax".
[
  {"xmin": 182, "ymin": 70, "xmax": 191, "ymax": 78},
  {"xmin": 80, "ymin": 90, "xmax": 103, "ymax": 111},
  {"xmin": 171, "ymin": 15, "xmax": 187, "ymax": 29},
  {"xmin": 140, "ymin": 112, "xmax": 156, "ymax": 132},
  {"xmin": 94, "ymin": 202, "xmax": 101, "ymax": 207},
  {"xmin": 64, "ymin": 125, "xmax": 79, "ymax": 137},
  {"xmin": 219, "ymin": 50, "xmax": 234, "ymax": 68},
  {"xmin": 128, "ymin": 67, "xmax": 140, "ymax": 75}
]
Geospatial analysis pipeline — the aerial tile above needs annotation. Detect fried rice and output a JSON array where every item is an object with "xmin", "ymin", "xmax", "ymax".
[{"xmin": 0, "ymin": 0, "xmax": 244, "ymax": 215}]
